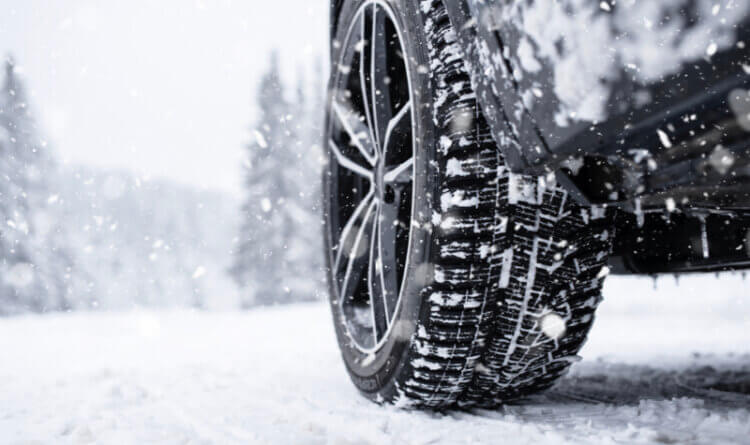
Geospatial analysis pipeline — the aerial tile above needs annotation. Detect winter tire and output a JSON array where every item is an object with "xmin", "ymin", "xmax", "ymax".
[{"xmin": 323, "ymin": 0, "xmax": 614, "ymax": 409}]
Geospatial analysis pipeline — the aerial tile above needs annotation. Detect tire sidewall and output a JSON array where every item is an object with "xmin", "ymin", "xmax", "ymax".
[{"xmin": 324, "ymin": 0, "xmax": 439, "ymax": 399}]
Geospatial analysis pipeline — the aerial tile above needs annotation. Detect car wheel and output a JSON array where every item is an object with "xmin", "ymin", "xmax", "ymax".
[{"xmin": 323, "ymin": 0, "xmax": 614, "ymax": 409}]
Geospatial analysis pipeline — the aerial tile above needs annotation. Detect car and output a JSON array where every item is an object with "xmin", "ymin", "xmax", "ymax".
[{"xmin": 322, "ymin": 0, "xmax": 750, "ymax": 409}]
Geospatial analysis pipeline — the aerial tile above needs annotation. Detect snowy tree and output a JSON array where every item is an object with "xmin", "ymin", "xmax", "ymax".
[
  {"xmin": 231, "ymin": 52, "xmax": 325, "ymax": 307},
  {"xmin": 57, "ymin": 167, "xmax": 239, "ymax": 311},
  {"xmin": 292, "ymin": 60, "xmax": 327, "ymax": 295},
  {"xmin": 0, "ymin": 56, "xmax": 70, "ymax": 314}
]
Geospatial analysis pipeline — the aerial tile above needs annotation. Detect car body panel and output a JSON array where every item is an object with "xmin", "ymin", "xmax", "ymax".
[
  {"xmin": 488, "ymin": 0, "xmax": 750, "ymax": 151},
  {"xmin": 446, "ymin": 0, "xmax": 750, "ymax": 200}
]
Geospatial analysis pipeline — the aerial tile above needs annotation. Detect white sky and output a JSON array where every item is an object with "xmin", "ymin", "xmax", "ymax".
[{"xmin": 0, "ymin": 0, "xmax": 328, "ymax": 194}]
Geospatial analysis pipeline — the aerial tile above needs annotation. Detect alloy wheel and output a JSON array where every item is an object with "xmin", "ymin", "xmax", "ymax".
[{"xmin": 326, "ymin": 0, "xmax": 415, "ymax": 353}]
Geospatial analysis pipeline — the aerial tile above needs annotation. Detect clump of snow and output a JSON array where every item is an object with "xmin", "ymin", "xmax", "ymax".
[
  {"xmin": 253, "ymin": 130, "xmax": 268, "ymax": 149},
  {"xmin": 508, "ymin": 173, "xmax": 538, "ymax": 205},
  {"xmin": 729, "ymin": 88, "xmax": 750, "ymax": 132},
  {"xmin": 540, "ymin": 312, "xmax": 567, "ymax": 340},
  {"xmin": 516, "ymin": 37, "xmax": 541, "ymax": 73},
  {"xmin": 192, "ymin": 266, "xmax": 206, "ymax": 279},
  {"xmin": 665, "ymin": 198, "xmax": 676, "ymax": 213},
  {"xmin": 597, "ymin": 265, "xmax": 611, "ymax": 279},
  {"xmin": 260, "ymin": 197, "xmax": 272, "ymax": 212},
  {"xmin": 445, "ymin": 158, "xmax": 469, "ymax": 177},
  {"xmin": 493, "ymin": 0, "xmax": 750, "ymax": 124},
  {"xmin": 657, "ymin": 129, "xmax": 673, "ymax": 149},
  {"xmin": 440, "ymin": 190, "xmax": 479, "ymax": 211},
  {"xmin": 439, "ymin": 135, "xmax": 453, "ymax": 155}
]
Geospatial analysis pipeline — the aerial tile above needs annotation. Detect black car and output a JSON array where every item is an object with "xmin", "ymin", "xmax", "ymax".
[{"xmin": 323, "ymin": 0, "xmax": 750, "ymax": 409}]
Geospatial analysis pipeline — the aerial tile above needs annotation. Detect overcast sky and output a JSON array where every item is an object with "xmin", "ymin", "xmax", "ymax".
[{"xmin": 0, "ymin": 0, "xmax": 328, "ymax": 194}]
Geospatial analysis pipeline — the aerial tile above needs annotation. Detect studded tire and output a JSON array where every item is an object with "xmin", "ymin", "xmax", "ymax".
[{"xmin": 325, "ymin": 0, "xmax": 614, "ymax": 409}]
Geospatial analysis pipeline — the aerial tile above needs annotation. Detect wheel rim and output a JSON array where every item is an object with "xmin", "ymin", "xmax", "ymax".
[{"xmin": 326, "ymin": 0, "xmax": 416, "ymax": 353}]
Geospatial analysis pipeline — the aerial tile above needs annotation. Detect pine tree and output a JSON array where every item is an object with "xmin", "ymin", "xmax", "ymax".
[
  {"xmin": 231, "ymin": 52, "xmax": 295, "ymax": 307},
  {"xmin": 231, "ymin": 52, "xmax": 329, "ymax": 307},
  {"xmin": 293, "ymin": 60, "xmax": 326, "ymax": 295},
  {"xmin": 0, "ymin": 56, "xmax": 69, "ymax": 314}
]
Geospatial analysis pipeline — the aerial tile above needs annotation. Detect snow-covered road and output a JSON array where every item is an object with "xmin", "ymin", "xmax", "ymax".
[{"xmin": 1, "ymin": 275, "xmax": 749, "ymax": 444}]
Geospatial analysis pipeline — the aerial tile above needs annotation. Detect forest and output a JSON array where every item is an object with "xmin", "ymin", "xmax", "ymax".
[{"xmin": 0, "ymin": 54, "xmax": 326, "ymax": 314}]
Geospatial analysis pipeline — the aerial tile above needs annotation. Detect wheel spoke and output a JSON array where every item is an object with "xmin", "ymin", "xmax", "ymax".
[
  {"xmin": 332, "ymin": 100, "xmax": 377, "ymax": 165},
  {"xmin": 383, "ymin": 157, "xmax": 414, "ymax": 184},
  {"xmin": 359, "ymin": 7, "xmax": 378, "ymax": 158},
  {"xmin": 367, "ymin": 203, "xmax": 389, "ymax": 340},
  {"xmin": 334, "ymin": 189, "xmax": 375, "ymax": 272},
  {"xmin": 336, "ymin": 193, "xmax": 377, "ymax": 301},
  {"xmin": 382, "ymin": 101, "xmax": 411, "ymax": 153},
  {"xmin": 374, "ymin": 194, "xmax": 402, "ymax": 324},
  {"xmin": 329, "ymin": 139, "xmax": 373, "ymax": 180},
  {"xmin": 370, "ymin": 5, "xmax": 392, "ymax": 149}
]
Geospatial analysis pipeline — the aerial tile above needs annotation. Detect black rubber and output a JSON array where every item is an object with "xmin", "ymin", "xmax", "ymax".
[{"xmin": 327, "ymin": 0, "xmax": 614, "ymax": 409}]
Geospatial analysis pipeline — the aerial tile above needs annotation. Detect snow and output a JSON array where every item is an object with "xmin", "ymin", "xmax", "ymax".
[
  {"xmin": 539, "ymin": 312, "xmax": 566, "ymax": 340},
  {"xmin": 498, "ymin": 247, "xmax": 513, "ymax": 288},
  {"xmin": 508, "ymin": 173, "xmax": 538, "ymax": 205},
  {"xmin": 440, "ymin": 190, "xmax": 479, "ymax": 212},
  {"xmin": 657, "ymin": 129, "xmax": 673, "ymax": 149},
  {"xmin": 1, "ymin": 274, "xmax": 748, "ymax": 444},
  {"xmin": 445, "ymin": 158, "xmax": 469, "ymax": 177},
  {"xmin": 497, "ymin": 0, "xmax": 750, "ymax": 124}
]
